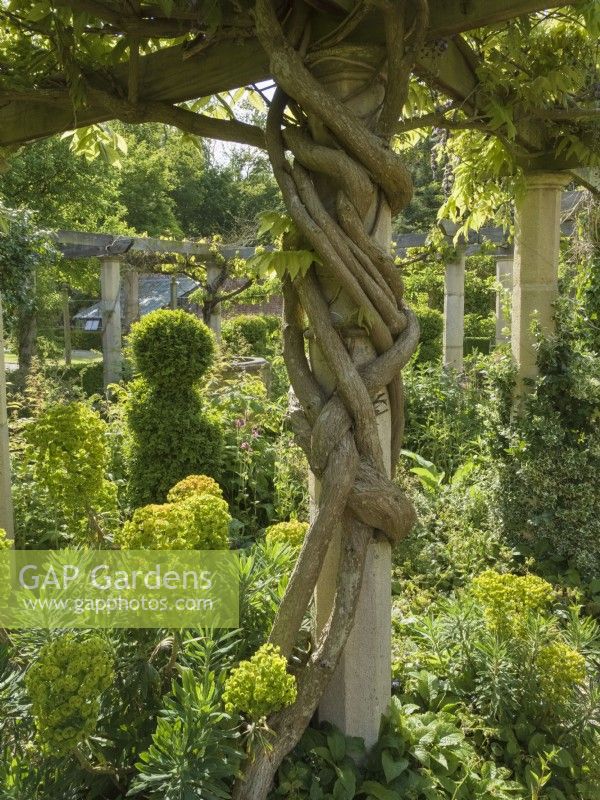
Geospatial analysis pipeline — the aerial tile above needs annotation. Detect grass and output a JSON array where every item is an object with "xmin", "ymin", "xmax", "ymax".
[{"xmin": 3, "ymin": 351, "xmax": 102, "ymax": 367}]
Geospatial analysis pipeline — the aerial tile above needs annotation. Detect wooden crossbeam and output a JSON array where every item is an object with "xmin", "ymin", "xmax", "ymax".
[
  {"xmin": 0, "ymin": 0, "xmax": 575, "ymax": 147},
  {"xmin": 54, "ymin": 230, "xmax": 256, "ymax": 261}
]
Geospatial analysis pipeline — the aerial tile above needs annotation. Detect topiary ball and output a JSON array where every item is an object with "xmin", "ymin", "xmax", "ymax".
[
  {"xmin": 221, "ymin": 314, "xmax": 270, "ymax": 357},
  {"xmin": 129, "ymin": 309, "xmax": 215, "ymax": 385},
  {"xmin": 167, "ymin": 474, "xmax": 224, "ymax": 503}
]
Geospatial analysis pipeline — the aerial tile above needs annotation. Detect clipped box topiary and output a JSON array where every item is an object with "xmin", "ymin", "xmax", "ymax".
[{"xmin": 125, "ymin": 310, "xmax": 222, "ymax": 506}]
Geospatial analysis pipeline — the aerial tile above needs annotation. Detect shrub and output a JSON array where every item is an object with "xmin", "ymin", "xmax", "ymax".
[
  {"xmin": 414, "ymin": 305, "xmax": 443, "ymax": 363},
  {"xmin": 273, "ymin": 431, "xmax": 309, "ymax": 523},
  {"xmin": 130, "ymin": 669, "xmax": 241, "ymax": 800},
  {"xmin": 125, "ymin": 310, "xmax": 222, "ymax": 506},
  {"xmin": 25, "ymin": 634, "xmax": 114, "ymax": 755},
  {"xmin": 275, "ymin": 709, "xmax": 520, "ymax": 800},
  {"xmin": 116, "ymin": 492, "xmax": 230, "ymax": 550},
  {"xmin": 393, "ymin": 579, "xmax": 599, "ymax": 795},
  {"xmin": 402, "ymin": 358, "xmax": 489, "ymax": 475},
  {"xmin": 0, "ymin": 529, "xmax": 10, "ymax": 549},
  {"xmin": 166, "ymin": 474, "xmax": 223, "ymax": 502},
  {"xmin": 80, "ymin": 361, "xmax": 105, "ymax": 396},
  {"xmin": 464, "ymin": 312, "xmax": 495, "ymax": 341},
  {"xmin": 222, "ymin": 643, "xmax": 297, "ymax": 720},
  {"xmin": 23, "ymin": 401, "xmax": 117, "ymax": 540},
  {"xmin": 265, "ymin": 520, "xmax": 308, "ymax": 549},
  {"xmin": 471, "ymin": 570, "xmax": 554, "ymax": 634},
  {"xmin": 52, "ymin": 361, "xmax": 105, "ymax": 397},
  {"xmin": 393, "ymin": 465, "xmax": 515, "ymax": 596},
  {"xmin": 70, "ymin": 328, "xmax": 102, "ymax": 351},
  {"xmin": 490, "ymin": 333, "xmax": 600, "ymax": 579},
  {"xmin": 222, "ymin": 314, "xmax": 272, "ymax": 358},
  {"xmin": 536, "ymin": 642, "xmax": 586, "ymax": 708},
  {"xmin": 203, "ymin": 373, "xmax": 281, "ymax": 536},
  {"xmin": 25, "ymin": 402, "xmax": 108, "ymax": 510}
]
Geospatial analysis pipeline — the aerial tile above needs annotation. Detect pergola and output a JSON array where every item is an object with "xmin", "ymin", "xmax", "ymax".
[
  {"xmin": 0, "ymin": 0, "xmax": 598, "ymax": 762},
  {"xmin": 51, "ymin": 188, "xmax": 583, "ymax": 389}
]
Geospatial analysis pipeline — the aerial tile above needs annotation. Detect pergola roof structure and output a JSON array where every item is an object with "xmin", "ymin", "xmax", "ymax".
[
  {"xmin": 54, "ymin": 187, "xmax": 583, "ymax": 264},
  {"xmin": 1, "ymin": 0, "xmax": 597, "ymax": 185}
]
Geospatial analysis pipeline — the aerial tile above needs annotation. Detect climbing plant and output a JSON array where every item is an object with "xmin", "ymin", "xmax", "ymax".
[{"xmin": 0, "ymin": 1, "xmax": 598, "ymax": 797}]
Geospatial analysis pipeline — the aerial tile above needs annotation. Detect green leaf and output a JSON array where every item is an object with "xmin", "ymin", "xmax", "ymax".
[
  {"xmin": 327, "ymin": 729, "xmax": 346, "ymax": 763},
  {"xmin": 334, "ymin": 764, "xmax": 355, "ymax": 799},
  {"xmin": 359, "ymin": 780, "xmax": 401, "ymax": 800},
  {"xmin": 381, "ymin": 750, "xmax": 409, "ymax": 783},
  {"xmin": 256, "ymin": 211, "xmax": 293, "ymax": 240}
]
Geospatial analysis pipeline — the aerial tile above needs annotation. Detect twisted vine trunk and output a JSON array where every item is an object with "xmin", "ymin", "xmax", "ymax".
[{"xmin": 233, "ymin": 2, "xmax": 426, "ymax": 797}]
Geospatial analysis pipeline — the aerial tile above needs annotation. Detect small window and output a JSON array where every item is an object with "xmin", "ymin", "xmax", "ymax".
[{"xmin": 84, "ymin": 319, "xmax": 101, "ymax": 331}]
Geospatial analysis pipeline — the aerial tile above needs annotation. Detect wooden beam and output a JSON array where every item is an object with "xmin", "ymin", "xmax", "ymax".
[
  {"xmin": 425, "ymin": 0, "xmax": 574, "ymax": 37},
  {"xmin": 570, "ymin": 167, "xmax": 600, "ymax": 194},
  {"xmin": 414, "ymin": 38, "xmax": 478, "ymax": 108},
  {"xmin": 54, "ymin": 229, "xmax": 256, "ymax": 261},
  {"xmin": 0, "ymin": 0, "xmax": 575, "ymax": 147}
]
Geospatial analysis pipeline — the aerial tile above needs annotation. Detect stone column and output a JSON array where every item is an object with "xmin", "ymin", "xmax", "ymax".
[
  {"xmin": 313, "ymin": 64, "xmax": 391, "ymax": 750},
  {"xmin": 495, "ymin": 255, "xmax": 513, "ymax": 344},
  {"xmin": 170, "ymin": 275, "xmax": 178, "ymax": 310},
  {"xmin": 206, "ymin": 262, "xmax": 222, "ymax": 342},
  {"xmin": 443, "ymin": 247, "xmax": 465, "ymax": 370},
  {"xmin": 100, "ymin": 256, "xmax": 122, "ymax": 388},
  {"xmin": 512, "ymin": 173, "xmax": 568, "ymax": 391},
  {"xmin": 123, "ymin": 268, "xmax": 139, "ymax": 331},
  {"xmin": 0, "ymin": 295, "xmax": 14, "ymax": 539}
]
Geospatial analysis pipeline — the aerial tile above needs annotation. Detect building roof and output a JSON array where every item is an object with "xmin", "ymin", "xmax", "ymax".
[{"xmin": 74, "ymin": 273, "xmax": 199, "ymax": 322}]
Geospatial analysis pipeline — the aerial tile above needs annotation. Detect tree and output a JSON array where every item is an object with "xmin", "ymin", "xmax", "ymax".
[
  {"xmin": 0, "ymin": 136, "xmax": 129, "ymax": 347},
  {"xmin": 0, "ymin": 2, "xmax": 598, "ymax": 797},
  {"xmin": 0, "ymin": 204, "xmax": 59, "ymax": 374}
]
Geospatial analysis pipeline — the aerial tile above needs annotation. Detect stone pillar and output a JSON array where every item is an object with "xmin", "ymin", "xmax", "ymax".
[
  {"xmin": 316, "ymin": 482, "xmax": 391, "ymax": 745},
  {"xmin": 123, "ymin": 268, "xmax": 139, "ymax": 331},
  {"xmin": 443, "ymin": 247, "xmax": 465, "ymax": 370},
  {"xmin": 170, "ymin": 275, "xmax": 178, "ymax": 310},
  {"xmin": 495, "ymin": 255, "xmax": 513, "ymax": 344},
  {"xmin": 313, "ymin": 65, "xmax": 391, "ymax": 750},
  {"xmin": 62, "ymin": 283, "xmax": 72, "ymax": 366},
  {"xmin": 0, "ymin": 295, "xmax": 14, "ymax": 539},
  {"xmin": 100, "ymin": 256, "xmax": 122, "ymax": 388},
  {"xmin": 206, "ymin": 262, "xmax": 222, "ymax": 342},
  {"xmin": 512, "ymin": 173, "xmax": 568, "ymax": 391}
]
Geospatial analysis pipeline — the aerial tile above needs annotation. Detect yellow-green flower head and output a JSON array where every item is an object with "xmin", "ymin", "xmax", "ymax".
[
  {"xmin": 25, "ymin": 402, "xmax": 109, "ymax": 508},
  {"xmin": 117, "ymin": 492, "xmax": 231, "ymax": 550},
  {"xmin": 25, "ymin": 634, "xmax": 114, "ymax": 756},
  {"xmin": 265, "ymin": 520, "xmax": 308, "ymax": 550},
  {"xmin": 471, "ymin": 570, "xmax": 553, "ymax": 634},
  {"xmin": 536, "ymin": 642, "xmax": 586, "ymax": 707},
  {"xmin": 167, "ymin": 474, "xmax": 224, "ymax": 503},
  {"xmin": 222, "ymin": 643, "xmax": 297, "ymax": 721}
]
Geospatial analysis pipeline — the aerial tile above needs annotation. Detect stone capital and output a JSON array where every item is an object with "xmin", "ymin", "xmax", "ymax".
[{"xmin": 523, "ymin": 171, "xmax": 571, "ymax": 191}]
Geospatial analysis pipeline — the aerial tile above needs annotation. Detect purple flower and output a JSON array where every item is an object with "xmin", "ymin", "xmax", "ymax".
[
  {"xmin": 252, "ymin": 428, "xmax": 260, "ymax": 438},
  {"xmin": 235, "ymin": 418, "xmax": 246, "ymax": 428},
  {"xmin": 241, "ymin": 441, "xmax": 251, "ymax": 451}
]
